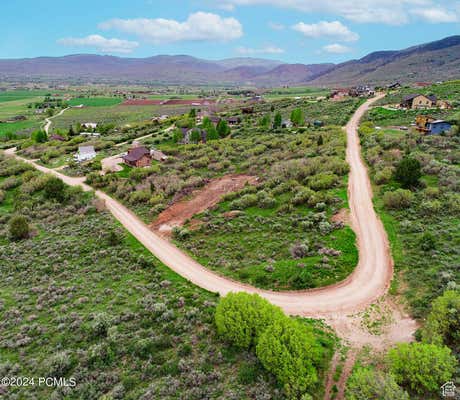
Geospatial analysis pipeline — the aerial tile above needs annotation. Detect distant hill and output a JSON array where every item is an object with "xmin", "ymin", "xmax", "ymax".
[{"xmin": 0, "ymin": 36, "xmax": 459, "ymax": 87}]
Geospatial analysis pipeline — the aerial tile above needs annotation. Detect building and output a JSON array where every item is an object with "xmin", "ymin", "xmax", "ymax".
[
  {"xmin": 426, "ymin": 120, "xmax": 451, "ymax": 135},
  {"xmin": 122, "ymin": 146, "xmax": 152, "ymax": 167},
  {"xmin": 281, "ymin": 120, "xmax": 293, "ymax": 128},
  {"xmin": 386, "ymin": 82, "xmax": 401, "ymax": 90},
  {"xmin": 400, "ymin": 94, "xmax": 437, "ymax": 109},
  {"xmin": 349, "ymin": 86, "xmax": 375, "ymax": 97},
  {"xmin": 151, "ymin": 149, "xmax": 168, "ymax": 162},
  {"xmin": 75, "ymin": 146, "xmax": 96, "ymax": 162},
  {"xmin": 330, "ymin": 88, "xmax": 350, "ymax": 101},
  {"xmin": 415, "ymin": 115, "xmax": 435, "ymax": 132},
  {"xmin": 436, "ymin": 100, "xmax": 452, "ymax": 110},
  {"xmin": 226, "ymin": 116, "xmax": 240, "ymax": 126},
  {"xmin": 82, "ymin": 122, "xmax": 98, "ymax": 129}
]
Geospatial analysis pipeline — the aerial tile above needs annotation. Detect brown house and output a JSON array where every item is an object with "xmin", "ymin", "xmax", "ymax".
[
  {"xmin": 122, "ymin": 146, "xmax": 152, "ymax": 167},
  {"xmin": 400, "ymin": 94, "xmax": 437, "ymax": 109},
  {"xmin": 415, "ymin": 115, "xmax": 435, "ymax": 132}
]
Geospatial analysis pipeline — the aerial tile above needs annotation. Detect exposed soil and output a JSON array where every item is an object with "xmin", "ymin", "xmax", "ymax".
[
  {"xmin": 331, "ymin": 208, "xmax": 350, "ymax": 225},
  {"xmin": 151, "ymin": 174, "xmax": 258, "ymax": 235}
]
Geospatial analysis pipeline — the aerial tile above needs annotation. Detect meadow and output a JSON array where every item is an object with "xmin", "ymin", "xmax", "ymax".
[{"xmin": 68, "ymin": 97, "xmax": 123, "ymax": 107}]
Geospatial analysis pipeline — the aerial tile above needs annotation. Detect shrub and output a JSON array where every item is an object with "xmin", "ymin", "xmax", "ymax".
[
  {"xmin": 421, "ymin": 290, "xmax": 460, "ymax": 348},
  {"xmin": 383, "ymin": 189, "xmax": 413, "ymax": 210},
  {"xmin": 9, "ymin": 215, "xmax": 29, "ymax": 240},
  {"xmin": 230, "ymin": 194, "xmax": 258, "ymax": 210},
  {"xmin": 215, "ymin": 293, "xmax": 284, "ymax": 349},
  {"xmin": 346, "ymin": 367, "xmax": 409, "ymax": 400},
  {"xmin": 47, "ymin": 351, "xmax": 74, "ymax": 377},
  {"xmin": 90, "ymin": 313, "xmax": 112, "ymax": 338},
  {"xmin": 290, "ymin": 242, "xmax": 309, "ymax": 259},
  {"xmin": 43, "ymin": 176, "xmax": 65, "ymax": 201},
  {"xmin": 256, "ymin": 317, "xmax": 323, "ymax": 398},
  {"xmin": 393, "ymin": 156, "xmax": 421, "ymax": 188},
  {"xmin": 419, "ymin": 232, "xmax": 436, "ymax": 251},
  {"xmin": 419, "ymin": 200, "xmax": 441, "ymax": 216},
  {"xmin": 387, "ymin": 342, "xmax": 457, "ymax": 394},
  {"xmin": 291, "ymin": 187, "xmax": 314, "ymax": 206},
  {"xmin": 374, "ymin": 167, "xmax": 393, "ymax": 185},
  {"xmin": 0, "ymin": 190, "xmax": 4, "ymax": 204}
]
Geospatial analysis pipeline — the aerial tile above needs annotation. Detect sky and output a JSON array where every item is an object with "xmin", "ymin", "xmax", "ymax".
[{"xmin": 2, "ymin": 0, "xmax": 459, "ymax": 63}]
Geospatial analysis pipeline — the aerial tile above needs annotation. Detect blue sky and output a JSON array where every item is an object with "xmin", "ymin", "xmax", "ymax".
[{"xmin": 2, "ymin": 0, "xmax": 459, "ymax": 63}]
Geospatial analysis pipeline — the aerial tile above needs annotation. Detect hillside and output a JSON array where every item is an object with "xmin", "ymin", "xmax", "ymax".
[{"xmin": 0, "ymin": 36, "xmax": 459, "ymax": 86}]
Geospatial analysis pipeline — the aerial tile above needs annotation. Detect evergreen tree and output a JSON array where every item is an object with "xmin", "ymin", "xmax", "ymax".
[
  {"xmin": 273, "ymin": 112, "xmax": 282, "ymax": 129},
  {"xmin": 217, "ymin": 120, "xmax": 230, "ymax": 138},
  {"xmin": 394, "ymin": 156, "xmax": 422, "ymax": 188}
]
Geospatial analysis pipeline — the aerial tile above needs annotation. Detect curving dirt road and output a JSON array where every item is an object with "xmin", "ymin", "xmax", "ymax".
[
  {"xmin": 43, "ymin": 107, "xmax": 70, "ymax": 134},
  {"xmin": 5, "ymin": 96, "xmax": 417, "ymax": 347}
]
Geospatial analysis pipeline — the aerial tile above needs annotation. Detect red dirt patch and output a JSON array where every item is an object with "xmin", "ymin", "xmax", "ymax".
[
  {"xmin": 331, "ymin": 208, "xmax": 350, "ymax": 225},
  {"xmin": 151, "ymin": 174, "xmax": 257, "ymax": 235}
]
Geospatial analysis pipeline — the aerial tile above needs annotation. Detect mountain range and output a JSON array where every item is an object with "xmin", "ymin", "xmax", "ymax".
[{"xmin": 1, "ymin": 36, "xmax": 459, "ymax": 87}]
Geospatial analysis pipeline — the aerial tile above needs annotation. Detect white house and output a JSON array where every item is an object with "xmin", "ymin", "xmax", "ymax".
[
  {"xmin": 82, "ymin": 122, "xmax": 98, "ymax": 129},
  {"xmin": 75, "ymin": 145, "xmax": 96, "ymax": 162}
]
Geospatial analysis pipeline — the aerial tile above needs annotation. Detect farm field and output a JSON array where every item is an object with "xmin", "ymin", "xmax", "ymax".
[
  {"xmin": 0, "ymin": 90, "xmax": 52, "ymax": 103},
  {"xmin": 68, "ymin": 97, "xmax": 123, "ymax": 107}
]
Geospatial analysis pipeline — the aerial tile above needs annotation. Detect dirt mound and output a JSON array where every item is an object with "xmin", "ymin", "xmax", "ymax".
[{"xmin": 151, "ymin": 174, "xmax": 257, "ymax": 234}]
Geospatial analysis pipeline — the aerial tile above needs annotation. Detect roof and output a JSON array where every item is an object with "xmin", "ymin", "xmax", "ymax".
[
  {"xmin": 123, "ymin": 146, "xmax": 150, "ymax": 162},
  {"xmin": 429, "ymin": 119, "xmax": 449, "ymax": 124},
  {"xmin": 403, "ymin": 94, "xmax": 437, "ymax": 102},
  {"xmin": 78, "ymin": 145, "xmax": 95, "ymax": 155}
]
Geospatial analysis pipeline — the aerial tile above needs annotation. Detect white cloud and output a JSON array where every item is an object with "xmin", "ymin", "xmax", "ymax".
[
  {"xmin": 410, "ymin": 7, "xmax": 458, "ymax": 22},
  {"xmin": 220, "ymin": 0, "xmax": 450, "ymax": 25},
  {"xmin": 322, "ymin": 43, "xmax": 352, "ymax": 53},
  {"xmin": 268, "ymin": 21, "xmax": 285, "ymax": 30},
  {"xmin": 99, "ymin": 12, "xmax": 243, "ymax": 44},
  {"xmin": 236, "ymin": 45, "xmax": 285, "ymax": 54},
  {"xmin": 57, "ymin": 34, "xmax": 139, "ymax": 54},
  {"xmin": 292, "ymin": 21, "xmax": 359, "ymax": 42}
]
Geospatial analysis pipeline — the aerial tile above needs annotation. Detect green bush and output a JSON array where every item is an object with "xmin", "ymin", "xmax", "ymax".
[
  {"xmin": 43, "ymin": 176, "xmax": 66, "ymax": 201},
  {"xmin": 256, "ymin": 317, "xmax": 323, "ymax": 398},
  {"xmin": 346, "ymin": 367, "xmax": 409, "ymax": 400},
  {"xmin": 9, "ymin": 215, "xmax": 29, "ymax": 240},
  {"xmin": 383, "ymin": 189, "xmax": 413, "ymax": 210},
  {"xmin": 421, "ymin": 290, "xmax": 460, "ymax": 348},
  {"xmin": 215, "ymin": 293, "xmax": 284, "ymax": 349},
  {"xmin": 393, "ymin": 156, "xmax": 421, "ymax": 188},
  {"xmin": 387, "ymin": 342, "xmax": 457, "ymax": 394}
]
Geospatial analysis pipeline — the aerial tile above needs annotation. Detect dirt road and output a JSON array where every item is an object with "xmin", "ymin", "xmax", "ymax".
[
  {"xmin": 5, "ymin": 96, "xmax": 417, "ymax": 348},
  {"xmin": 43, "ymin": 107, "xmax": 70, "ymax": 134}
]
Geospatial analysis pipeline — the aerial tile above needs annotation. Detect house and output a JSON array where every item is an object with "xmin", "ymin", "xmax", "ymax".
[
  {"xmin": 426, "ymin": 120, "xmax": 451, "ymax": 135},
  {"xmin": 436, "ymin": 100, "xmax": 452, "ymax": 110},
  {"xmin": 80, "ymin": 132, "xmax": 100, "ymax": 137},
  {"xmin": 400, "ymin": 94, "xmax": 437, "ymax": 109},
  {"xmin": 440, "ymin": 381, "xmax": 456, "ymax": 397},
  {"xmin": 415, "ymin": 115, "xmax": 435, "ymax": 132},
  {"xmin": 50, "ymin": 134, "xmax": 65, "ymax": 142},
  {"xmin": 75, "ymin": 145, "xmax": 96, "ymax": 162},
  {"xmin": 151, "ymin": 149, "xmax": 168, "ymax": 162},
  {"xmin": 330, "ymin": 88, "xmax": 350, "ymax": 101},
  {"xmin": 122, "ymin": 146, "xmax": 152, "ymax": 167},
  {"xmin": 242, "ymin": 107, "xmax": 254, "ymax": 114},
  {"xmin": 82, "ymin": 122, "xmax": 98, "ymax": 129},
  {"xmin": 386, "ymin": 82, "xmax": 401, "ymax": 90},
  {"xmin": 349, "ymin": 86, "xmax": 375, "ymax": 97},
  {"xmin": 281, "ymin": 120, "xmax": 292, "ymax": 128},
  {"xmin": 313, "ymin": 120, "xmax": 324, "ymax": 128},
  {"xmin": 226, "ymin": 116, "xmax": 240, "ymax": 126}
]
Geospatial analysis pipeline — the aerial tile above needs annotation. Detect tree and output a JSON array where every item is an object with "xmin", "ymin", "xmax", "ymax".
[
  {"xmin": 68, "ymin": 125, "xmax": 75, "ymax": 136},
  {"xmin": 215, "ymin": 292, "xmax": 284, "ymax": 349},
  {"xmin": 387, "ymin": 342, "xmax": 457, "ymax": 394},
  {"xmin": 190, "ymin": 128, "xmax": 201, "ymax": 144},
  {"xmin": 421, "ymin": 290, "xmax": 460, "ymax": 349},
  {"xmin": 346, "ymin": 367, "xmax": 409, "ymax": 400},
  {"xmin": 317, "ymin": 135, "xmax": 323, "ymax": 146},
  {"xmin": 188, "ymin": 108, "xmax": 196, "ymax": 118},
  {"xmin": 32, "ymin": 130, "xmax": 47, "ymax": 143},
  {"xmin": 206, "ymin": 125, "xmax": 219, "ymax": 140},
  {"xmin": 259, "ymin": 114, "xmax": 271, "ymax": 129},
  {"xmin": 44, "ymin": 176, "xmax": 65, "ymax": 201},
  {"xmin": 9, "ymin": 215, "xmax": 29, "ymax": 240},
  {"xmin": 393, "ymin": 156, "xmax": 422, "ymax": 188},
  {"xmin": 172, "ymin": 128, "xmax": 183, "ymax": 143},
  {"xmin": 273, "ymin": 112, "xmax": 282, "ymax": 129},
  {"xmin": 216, "ymin": 119, "xmax": 230, "ymax": 138},
  {"xmin": 256, "ymin": 317, "xmax": 323, "ymax": 398},
  {"xmin": 290, "ymin": 108, "xmax": 305, "ymax": 127}
]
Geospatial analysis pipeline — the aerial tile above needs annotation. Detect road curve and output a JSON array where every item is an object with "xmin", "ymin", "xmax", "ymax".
[
  {"xmin": 5, "ymin": 95, "xmax": 392, "ymax": 317},
  {"xmin": 43, "ymin": 107, "xmax": 70, "ymax": 134}
]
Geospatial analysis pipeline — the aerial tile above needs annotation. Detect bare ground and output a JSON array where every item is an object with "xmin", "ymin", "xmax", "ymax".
[{"xmin": 151, "ymin": 174, "xmax": 258, "ymax": 235}]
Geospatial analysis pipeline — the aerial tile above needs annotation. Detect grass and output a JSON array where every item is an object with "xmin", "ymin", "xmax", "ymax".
[
  {"xmin": 0, "ymin": 90, "xmax": 51, "ymax": 103},
  {"xmin": 0, "ymin": 120, "xmax": 40, "ymax": 138}
]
